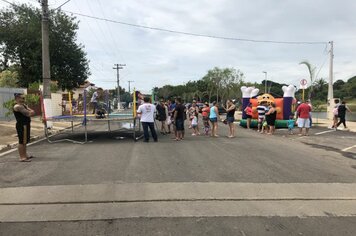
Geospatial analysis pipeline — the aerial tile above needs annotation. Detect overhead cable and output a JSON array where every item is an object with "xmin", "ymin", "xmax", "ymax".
[{"xmin": 63, "ymin": 10, "xmax": 328, "ymax": 45}]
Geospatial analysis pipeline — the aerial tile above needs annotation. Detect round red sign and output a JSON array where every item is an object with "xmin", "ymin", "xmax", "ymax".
[{"xmin": 300, "ymin": 79, "xmax": 307, "ymax": 86}]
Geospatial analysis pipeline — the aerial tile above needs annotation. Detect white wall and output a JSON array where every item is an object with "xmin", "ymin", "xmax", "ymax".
[
  {"xmin": 50, "ymin": 93, "xmax": 63, "ymax": 117},
  {"xmin": 0, "ymin": 87, "xmax": 26, "ymax": 119}
]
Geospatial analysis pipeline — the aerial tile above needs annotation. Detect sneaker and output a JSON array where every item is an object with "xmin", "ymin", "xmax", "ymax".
[{"xmin": 192, "ymin": 133, "xmax": 196, "ymax": 136}]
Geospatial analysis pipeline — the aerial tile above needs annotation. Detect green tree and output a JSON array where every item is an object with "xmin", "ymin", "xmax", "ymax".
[
  {"xmin": 0, "ymin": 70, "xmax": 19, "ymax": 87},
  {"xmin": 0, "ymin": 4, "xmax": 90, "ymax": 90},
  {"xmin": 299, "ymin": 61, "xmax": 316, "ymax": 100},
  {"xmin": 202, "ymin": 67, "xmax": 244, "ymax": 103}
]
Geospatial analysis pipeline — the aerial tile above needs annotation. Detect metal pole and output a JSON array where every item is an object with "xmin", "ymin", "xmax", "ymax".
[
  {"xmin": 263, "ymin": 71, "xmax": 267, "ymax": 93},
  {"xmin": 113, "ymin": 64, "xmax": 126, "ymax": 110}
]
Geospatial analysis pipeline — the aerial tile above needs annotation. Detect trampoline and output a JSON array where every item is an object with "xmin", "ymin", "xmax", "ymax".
[{"xmin": 41, "ymin": 89, "xmax": 143, "ymax": 144}]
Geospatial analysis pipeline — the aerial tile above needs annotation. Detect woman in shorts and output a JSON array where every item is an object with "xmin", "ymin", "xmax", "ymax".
[
  {"xmin": 225, "ymin": 99, "xmax": 236, "ymax": 138},
  {"xmin": 209, "ymin": 101, "xmax": 221, "ymax": 137}
]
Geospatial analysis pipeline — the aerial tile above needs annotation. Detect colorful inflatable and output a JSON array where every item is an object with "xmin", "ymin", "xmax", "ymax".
[{"xmin": 240, "ymin": 85, "xmax": 297, "ymax": 128}]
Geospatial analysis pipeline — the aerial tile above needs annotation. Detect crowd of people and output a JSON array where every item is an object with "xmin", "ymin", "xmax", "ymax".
[
  {"xmin": 136, "ymin": 96, "xmax": 237, "ymax": 142},
  {"xmin": 137, "ymin": 96, "xmax": 354, "ymax": 143},
  {"xmin": 11, "ymin": 90, "xmax": 354, "ymax": 160}
]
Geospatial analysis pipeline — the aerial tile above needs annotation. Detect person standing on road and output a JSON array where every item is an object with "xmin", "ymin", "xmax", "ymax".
[
  {"xmin": 156, "ymin": 99, "xmax": 168, "ymax": 134},
  {"xmin": 173, "ymin": 97, "xmax": 186, "ymax": 141},
  {"xmin": 331, "ymin": 99, "xmax": 340, "ymax": 129},
  {"xmin": 244, "ymin": 103, "xmax": 253, "ymax": 129},
  {"xmin": 336, "ymin": 101, "xmax": 352, "ymax": 129},
  {"xmin": 137, "ymin": 97, "xmax": 158, "ymax": 142},
  {"xmin": 13, "ymin": 93, "xmax": 35, "ymax": 162},
  {"xmin": 209, "ymin": 101, "xmax": 221, "ymax": 137},
  {"xmin": 225, "ymin": 99, "xmax": 236, "ymax": 138},
  {"xmin": 296, "ymin": 100, "xmax": 312, "ymax": 136},
  {"xmin": 307, "ymin": 99, "xmax": 313, "ymax": 127},
  {"xmin": 265, "ymin": 103, "xmax": 277, "ymax": 135},
  {"xmin": 201, "ymin": 102, "xmax": 210, "ymax": 136},
  {"xmin": 257, "ymin": 101, "xmax": 267, "ymax": 133},
  {"xmin": 188, "ymin": 100, "xmax": 200, "ymax": 135}
]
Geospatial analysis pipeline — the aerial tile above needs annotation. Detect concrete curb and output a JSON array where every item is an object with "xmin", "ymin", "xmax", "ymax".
[
  {"xmin": 0, "ymin": 125, "xmax": 77, "ymax": 154},
  {"xmin": 1, "ymin": 183, "xmax": 356, "ymax": 222}
]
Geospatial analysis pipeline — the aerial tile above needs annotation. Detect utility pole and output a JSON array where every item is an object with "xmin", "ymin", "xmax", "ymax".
[
  {"xmin": 327, "ymin": 41, "xmax": 334, "ymax": 119},
  {"xmin": 40, "ymin": 0, "xmax": 53, "ymax": 127},
  {"xmin": 113, "ymin": 64, "xmax": 126, "ymax": 109},
  {"xmin": 41, "ymin": 0, "xmax": 51, "ymax": 99},
  {"xmin": 128, "ymin": 80, "xmax": 134, "ymax": 95},
  {"xmin": 262, "ymin": 71, "xmax": 267, "ymax": 93}
]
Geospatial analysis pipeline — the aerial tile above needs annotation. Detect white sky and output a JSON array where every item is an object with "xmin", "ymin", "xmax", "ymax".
[{"xmin": 2, "ymin": 0, "xmax": 356, "ymax": 93}]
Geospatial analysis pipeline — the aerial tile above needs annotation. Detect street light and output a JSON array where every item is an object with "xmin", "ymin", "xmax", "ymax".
[{"xmin": 262, "ymin": 71, "xmax": 267, "ymax": 93}]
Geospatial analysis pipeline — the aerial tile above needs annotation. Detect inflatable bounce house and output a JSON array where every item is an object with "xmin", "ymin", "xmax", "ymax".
[{"xmin": 239, "ymin": 85, "xmax": 297, "ymax": 128}]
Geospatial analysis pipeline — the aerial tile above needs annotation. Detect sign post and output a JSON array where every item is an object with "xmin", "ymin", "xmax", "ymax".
[{"xmin": 300, "ymin": 79, "xmax": 308, "ymax": 101}]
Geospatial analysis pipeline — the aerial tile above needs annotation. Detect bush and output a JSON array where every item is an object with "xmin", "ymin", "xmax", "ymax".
[
  {"xmin": 2, "ymin": 99, "xmax": 16, "ymax": 117},
  {"xmin": 2, "ymin": 94, "xmax": 40, "ymax": 117}
]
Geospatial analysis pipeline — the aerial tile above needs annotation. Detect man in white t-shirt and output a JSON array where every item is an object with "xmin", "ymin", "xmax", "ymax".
[{"xmin": 137, "ymin": 97, "xmax": 158, "ymax": 142}]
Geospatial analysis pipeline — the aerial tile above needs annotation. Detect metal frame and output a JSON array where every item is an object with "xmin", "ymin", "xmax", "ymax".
[{"xmin": 44, "ymin": 115, "xmax": 143, "ymax": 144}]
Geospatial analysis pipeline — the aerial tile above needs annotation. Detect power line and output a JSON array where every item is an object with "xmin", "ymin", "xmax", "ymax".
[
  {"xmin": 0, "ymin": 0, "xmax": 16, "ymax": 7},
  {"xmin": 1, "ymin": 0, "xmax": 329, "ymax": 46},
  {"xmin": 55, "ymin": 0, "xmax": 71, "ymax": 10},
  {"xmin": 63, "ymin": 10, "xmax": 328, "ymax": 45}
]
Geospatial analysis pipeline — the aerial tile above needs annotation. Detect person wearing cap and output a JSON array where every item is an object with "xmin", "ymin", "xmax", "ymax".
[{"xmin": 13, "ymin": 93, "xmax": 36, "ymax": 162}]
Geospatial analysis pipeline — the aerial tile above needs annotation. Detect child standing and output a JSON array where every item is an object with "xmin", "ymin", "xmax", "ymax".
[
  {"xmin": 201, "ymin": 102, "xmax": 210, "ymax": 136},
  {"xmin": 261, "ymin": 120, "xmax": 268, "ymax": 134},
  {"xmin": 287, "ymin": 114, "xmax": 295, "ymax": 135},
  {"xmin": 191, "ymin": 112, "xmax": 199, "ymax": 136}
]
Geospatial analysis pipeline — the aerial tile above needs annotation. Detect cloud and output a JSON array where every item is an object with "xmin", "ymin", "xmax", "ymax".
[{"xmin": 1, "ymin": 0, "xmax": 355, "ymax": 92}]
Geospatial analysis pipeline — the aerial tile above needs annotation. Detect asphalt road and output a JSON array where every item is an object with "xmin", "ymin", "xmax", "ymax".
[{"xmin": 1, "ymin": 121, "xmax": 356, "ymax": 235}]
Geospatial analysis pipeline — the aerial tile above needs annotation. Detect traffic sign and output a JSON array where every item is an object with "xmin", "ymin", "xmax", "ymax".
[{"xmin": 300, "ymin": 79, "xmax": 308, "ymax": 89}]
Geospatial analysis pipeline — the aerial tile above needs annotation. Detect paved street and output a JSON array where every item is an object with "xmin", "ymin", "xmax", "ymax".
[{"xmin": 1, "ymin": 121, "xmax": 356, "ymax": 235}]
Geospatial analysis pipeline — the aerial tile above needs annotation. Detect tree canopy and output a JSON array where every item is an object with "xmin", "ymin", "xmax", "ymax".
[
  {"xmin": 154, "ymin": 66, "xmax": 356, "ymax": 103},
  {"xmin": 0, "ymin": 4, "xmax": 90, "ymax": 90}
]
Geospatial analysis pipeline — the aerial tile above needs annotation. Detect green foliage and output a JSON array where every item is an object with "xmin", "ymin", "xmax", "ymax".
[
  {"xmin": 25, "ymin": 94, "xmax": 40, "ymax": 106},
  {"xmin": 28, "ymin": 81, "xmax": 40, "ymax": 90},
  {"xmin": 155, "ymin": 67, "xmax": 245, "ymax": 103},
  {"xmin": 2, "ymin": 99, "xmax": 16, "ymax": 117},
  {"xmin": 299, "ymin": 61, "xmax": 316, "ymax": 100},
  {"xmin": 50, "ymin": 82, "xmax": 59, "ymax": 93},
  {"xmin": 0, "ymin": 4, "xmax": 90, "ymax": 90},
  {"xmin": 0, "ymin": 70, "xmax": 19, "ymax": 87},
  {"xmin": 2, "ymin": 94, "xmax": 40, "ymax": 117}
]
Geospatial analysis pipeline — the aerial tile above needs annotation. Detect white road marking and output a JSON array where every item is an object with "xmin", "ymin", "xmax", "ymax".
[
  {"xmin": 342, "ymin": 145, "xmax": 356, "ymax": 152},
  {"xmin": 315, "ymin": 130, "xmax": 335, "ymax": 135}
]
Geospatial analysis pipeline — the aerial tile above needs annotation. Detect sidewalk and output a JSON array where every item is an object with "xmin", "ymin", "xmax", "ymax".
[
  {"xmin": 312, "ymin": 118, "xmax": 356, "ymax": 132},
  {"xmin": 1, "ymin": 116, "xmax": 355, "ymax": 154},
  {"xmin": 0, "ymin": 116, "xmax": 76, "ymax": 153}
]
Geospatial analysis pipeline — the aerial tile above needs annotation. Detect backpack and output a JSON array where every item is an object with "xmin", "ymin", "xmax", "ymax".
[{"xmin": 333, "ymin": 107, "xmax": 338, "ymax": 116}]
